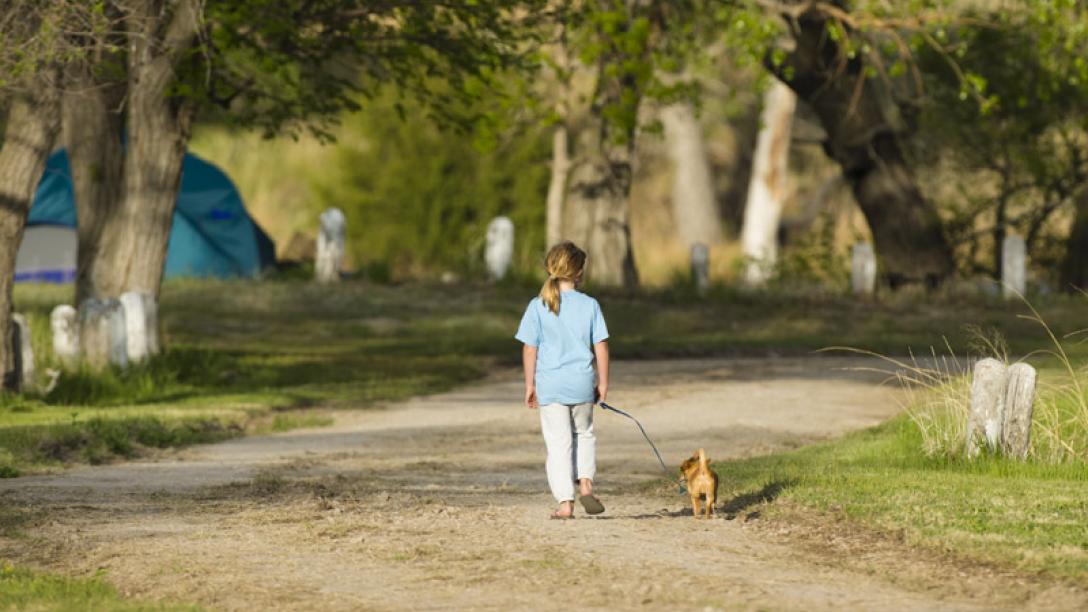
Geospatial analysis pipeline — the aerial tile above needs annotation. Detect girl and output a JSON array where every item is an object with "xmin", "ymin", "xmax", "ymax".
[{"xmin": 515, "ymin": 241, "xmax": 610, "ymax": 519}]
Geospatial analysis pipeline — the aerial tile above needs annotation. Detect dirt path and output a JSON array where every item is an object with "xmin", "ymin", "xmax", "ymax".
[{"xmin": 0, "ymin": 358, "xmax": 1078, "ymax": 610}]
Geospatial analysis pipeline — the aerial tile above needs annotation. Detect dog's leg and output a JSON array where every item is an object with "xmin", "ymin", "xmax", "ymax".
[
  {"xmin": 706, "ymin": 489, "xmax": 715, "ymax": 518},
  {"xmin": 691, "ymin": 493, "xmax": 701, "ymax": 519}
]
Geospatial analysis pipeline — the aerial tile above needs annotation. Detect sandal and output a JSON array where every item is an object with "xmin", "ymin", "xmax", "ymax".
[
  {"xmin": 550, "ymin": 510, "xmax": 574, "ymax": 520},
  {"xmin": 578, "ymin": 494, "xmax": 605, "ymax": 515}
]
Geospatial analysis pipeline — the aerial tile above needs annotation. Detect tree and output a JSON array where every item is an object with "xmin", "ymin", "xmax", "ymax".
[
  {"xmin": 0, "ymin": 83, "xmax": 62, "ymax": 391},
  {"xmin": 555, "ymin": 2, "xmax": 661, "ymax": 287},
  {"xmin": 766, "ymin": 2, "xmax": 956, "ymax": 286},
  {"xmin": 540, "ymin": 0, "xmax": 739, "ymax": 287},
  {"xmin": 910, "ymin": 11, "xmax": 1087, "ymax": 284},
  {"xmin": 740, "ymin": 80, "xmax": 796, "ymax": 286},
  {"xmin": 661, "ymin": 101, "xmax": 722, "ymax": 249},
  {"xmin": 0, "ymin": 2, "xmax": 70, "ymax": 390}
]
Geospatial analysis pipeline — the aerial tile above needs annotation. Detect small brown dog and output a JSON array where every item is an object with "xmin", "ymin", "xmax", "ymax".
[{"xmin": 680, "ymin": 448, "xmax": 718, "ymax": 519}]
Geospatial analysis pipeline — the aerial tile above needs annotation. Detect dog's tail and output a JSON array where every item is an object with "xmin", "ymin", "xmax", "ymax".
[{"xmin": 698, "ymin": 447, "xmax": 709, "ymax": 470}]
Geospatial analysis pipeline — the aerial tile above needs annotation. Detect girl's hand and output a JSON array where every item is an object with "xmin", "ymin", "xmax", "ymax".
[
  {"xmin": 525, "ymin": 387, "xmax": 538, "ymax": 409},
  {"xmin": 595, "ymin": 384, "xmax": 607, "ymax": 405}
]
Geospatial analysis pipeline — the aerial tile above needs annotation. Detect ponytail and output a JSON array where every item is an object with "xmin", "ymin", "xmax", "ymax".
[
  {"xmin": 539, "ymin": 241, "xmax": 587, "ymax": 315},
  {"xmin": 540, "ymin": 277, "xmax": 562, "ymax": 315}
]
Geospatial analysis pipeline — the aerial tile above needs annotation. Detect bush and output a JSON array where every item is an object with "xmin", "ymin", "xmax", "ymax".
[{"xmin": 311, "ymin": 90, "xmax": 550, "ymax": 280}]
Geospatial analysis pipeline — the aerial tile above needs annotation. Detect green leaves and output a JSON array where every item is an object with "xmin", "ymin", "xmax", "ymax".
[{"xmin": 181, "ymin": 0, "xmax": 547, "ymax": 139}]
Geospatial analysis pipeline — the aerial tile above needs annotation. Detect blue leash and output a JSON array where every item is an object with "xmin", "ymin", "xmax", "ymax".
[{"xmin": 598, "ymin": 401, "xmax": 686, "ymax": 494}]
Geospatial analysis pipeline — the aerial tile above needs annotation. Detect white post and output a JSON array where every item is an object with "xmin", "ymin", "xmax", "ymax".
[
  {"xmin": 966, "ymin": 358, "xmax": 1006, "ymax": 459},
  {"xmin": 485, "ymin": 216, "xmax": 515, "ymax": 281},
  {"xmin": 690, "ymin": 242, "xmax": 709, "ymax": 294},
  {"xmin": 51, "ymin": 305, "xmax": 79, "ymax": 365},
  {"xmin": 851, "ymin": 242, "xmax": 877, "ymax": 297},
  {"xmin": 316, "ymin": 207, "xmax": 347, "ymax": 283},
  {"xmin": 79, "ymin": 298, "xmax": 128, "ymax": 370},
  {"xmin": 10, "ymin": 314, "xmax": 34, "ymax": 392},
  {"xmin": 120, "ymin": 291, "xmax": 158, "ymax": 363},
  {"xmin": 1002, "ymin": 362, "xmax": 1036, "ymax": 460},
  {"xmin": 1002, "ymin": 234, "xmax": 1026, "ymax": 299}
]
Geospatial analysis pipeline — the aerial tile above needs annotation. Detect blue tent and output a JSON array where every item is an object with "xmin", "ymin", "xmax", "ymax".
[{"xmin": 25, "ymin": 149, "xmax": 275, "ymax": 281}]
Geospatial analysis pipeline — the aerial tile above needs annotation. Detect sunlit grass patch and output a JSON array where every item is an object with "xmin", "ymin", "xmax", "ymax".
[
  {"xmin": 0, "ymin": 561, "xmax": 199, "ymax": 611},
  {"xmin": 714, "ymin": 416, "xmax": 1088, "ymax": 582}
]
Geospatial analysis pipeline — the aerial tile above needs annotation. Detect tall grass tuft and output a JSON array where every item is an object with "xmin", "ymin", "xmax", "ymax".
[{"xmin": 830, "ymin": 298, "xmax": 1088, "ymax": 463}]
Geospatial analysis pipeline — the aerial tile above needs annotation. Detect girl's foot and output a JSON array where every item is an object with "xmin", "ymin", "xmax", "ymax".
[
  {"xmin": 578, "ymin": 478, "xmax": 593, "ymax": 497},
  {"xmin": 550, "ymin": 501, "xmax": 574, "ymax": 519},
  {"xmin": 577, "ymin": 478, "xmax": 604, "ymax": 515}
]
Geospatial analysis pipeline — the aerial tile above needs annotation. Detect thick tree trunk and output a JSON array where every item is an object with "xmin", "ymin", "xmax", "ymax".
[
  {"xmin": 545, "ymin": 125, "xmax": 570, "ymax": 248},
  {"xmin": 0, "ymin": 89, "xmax": 62, "ymax": 391},
  {"xmin": 772, "ymin": 9, "xmax": 955, "ymax": 286},
  {"xmin": 661, "ymin": 102, "xmax": 722, "ymax": 247},
  {"xmin": 557, "ymin": 3, "xmax": 643, "ymax": 288},
  {"xmin": 86, "ymin": 0, "xmax": 199, "ymax": 299},
  {"xmin": 565, "ymin": 127, "xmax": 638, "ymax": 287},
  {"xmin": 64, "ymin": 70, "xmax": 126, "ymax": 304},
  {"xmin": 740, "ymin": 82, "xmax": 796, "ymax": 286},
  {"xmin": 1060, "ymin": 190, "xmax": 1088, "ymax": 291}
]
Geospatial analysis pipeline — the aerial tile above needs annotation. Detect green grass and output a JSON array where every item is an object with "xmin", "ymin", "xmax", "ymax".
[
  {"xmin": 0, "ymin": 562, "xmax": 198, "ymax": 611},
  {"xmin": 713, "ymin": 415, "xmax": 1088, "ymax": 583}
]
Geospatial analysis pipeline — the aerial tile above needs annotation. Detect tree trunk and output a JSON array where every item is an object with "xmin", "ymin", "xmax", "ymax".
[
  {"xmin": 1060, "ymin": 190, "xmax": 1088, "ymax": 291},
  {"xmin": 771, "ymin": 8, "xmax": 955, "ymax": 286},
  {"xmin": 993, "ymin": 197, "xmax": 1007, "ymax": 281},
  {"xmin": 86, "ymin": 0, "xmax": 200, "ymax": 299},
  {"xmin": 565, "ymin": 126, "xmax": 638, "ymax": 287},
  {"xmin": 64, "ymin": 68, "xmax": 126, "ymax": 304},
  {"xmin": 740, "ymin": 81, "xmax": 796, "ymax": 286},
  {"xmin": 0, "ymin": 88, "xmax": 62, "ymax": 391},
  {"xmin": 545, "ymin": 125, "xmax": 570, "ymax": 248},
  {"xmin": 661, "ymin": 102, "xmax": 722, "ymax": 247}
]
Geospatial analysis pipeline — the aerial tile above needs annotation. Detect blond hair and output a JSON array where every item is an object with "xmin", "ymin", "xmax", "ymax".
[{"xmin": 540, "ymin": 241, "xmax": 587, "ymax": 314}]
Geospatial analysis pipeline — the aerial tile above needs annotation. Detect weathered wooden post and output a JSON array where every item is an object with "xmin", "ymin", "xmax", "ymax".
[
  {"xmin": 10, "ymin": 314, "xmax": 34, "ymax": 391},
  {"xmin": 851, "ymin": 242, "xmax": 877, "ymax": 297},
  {"xmin": 690, "ymin": 242, "xmax": 709, "ymax": 294},
  {"xmin": 50, "ymin": 305, "xmax": 79, "ymax": 365},
  {"xmin": 1002, "ymin": 235, "xmax": 1026, "ymax": 299},
  {"xmin": 120, "ymin": 291, "xmax": 159, "ymax": 364},
  {"xmin": 485, "ymin": 216, "xmax": 514, "ymax": 281},
  {"xmin": 79, "ymin": 298, "xmax": 127, "ymax": 370},
  {"xmin": 1002, "ymin": 362, "xmax": 1036, "ymax": 460},
  {"xmin": 316, "ymin": 207, "xmax": 346, "ymax": 283},
  {"xmin": 965, "ymin": 358, "xmax": 1006, "ymax": 459}
]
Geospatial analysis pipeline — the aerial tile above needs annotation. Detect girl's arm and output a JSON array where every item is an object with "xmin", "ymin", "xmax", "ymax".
[
  {"xmin": 523, "ymin": 344, "xmax": 538, "ymax": 409},
  {"xmin": 594, "ymin": 340, "xmax": 610, "ymax": 404}
]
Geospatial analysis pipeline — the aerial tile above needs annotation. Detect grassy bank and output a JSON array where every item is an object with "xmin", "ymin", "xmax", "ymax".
[
  {"xmin": 713, "ymin": 412, "xmax": 1088, "ymax": 584},
  {"xmin": 5, "ymin": 279, "xmax": 1088, "ymax": 476}
]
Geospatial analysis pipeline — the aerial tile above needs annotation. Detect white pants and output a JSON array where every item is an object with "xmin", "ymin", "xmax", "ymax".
[{"xmin": 539, "ymin": 403, "xmax": 596, "ymax": 503}]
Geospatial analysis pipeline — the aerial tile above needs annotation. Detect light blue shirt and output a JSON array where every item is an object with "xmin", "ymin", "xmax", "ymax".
[{"xmin": 515, "ymin": 289, "xmax": 609, "ymax": 405}]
